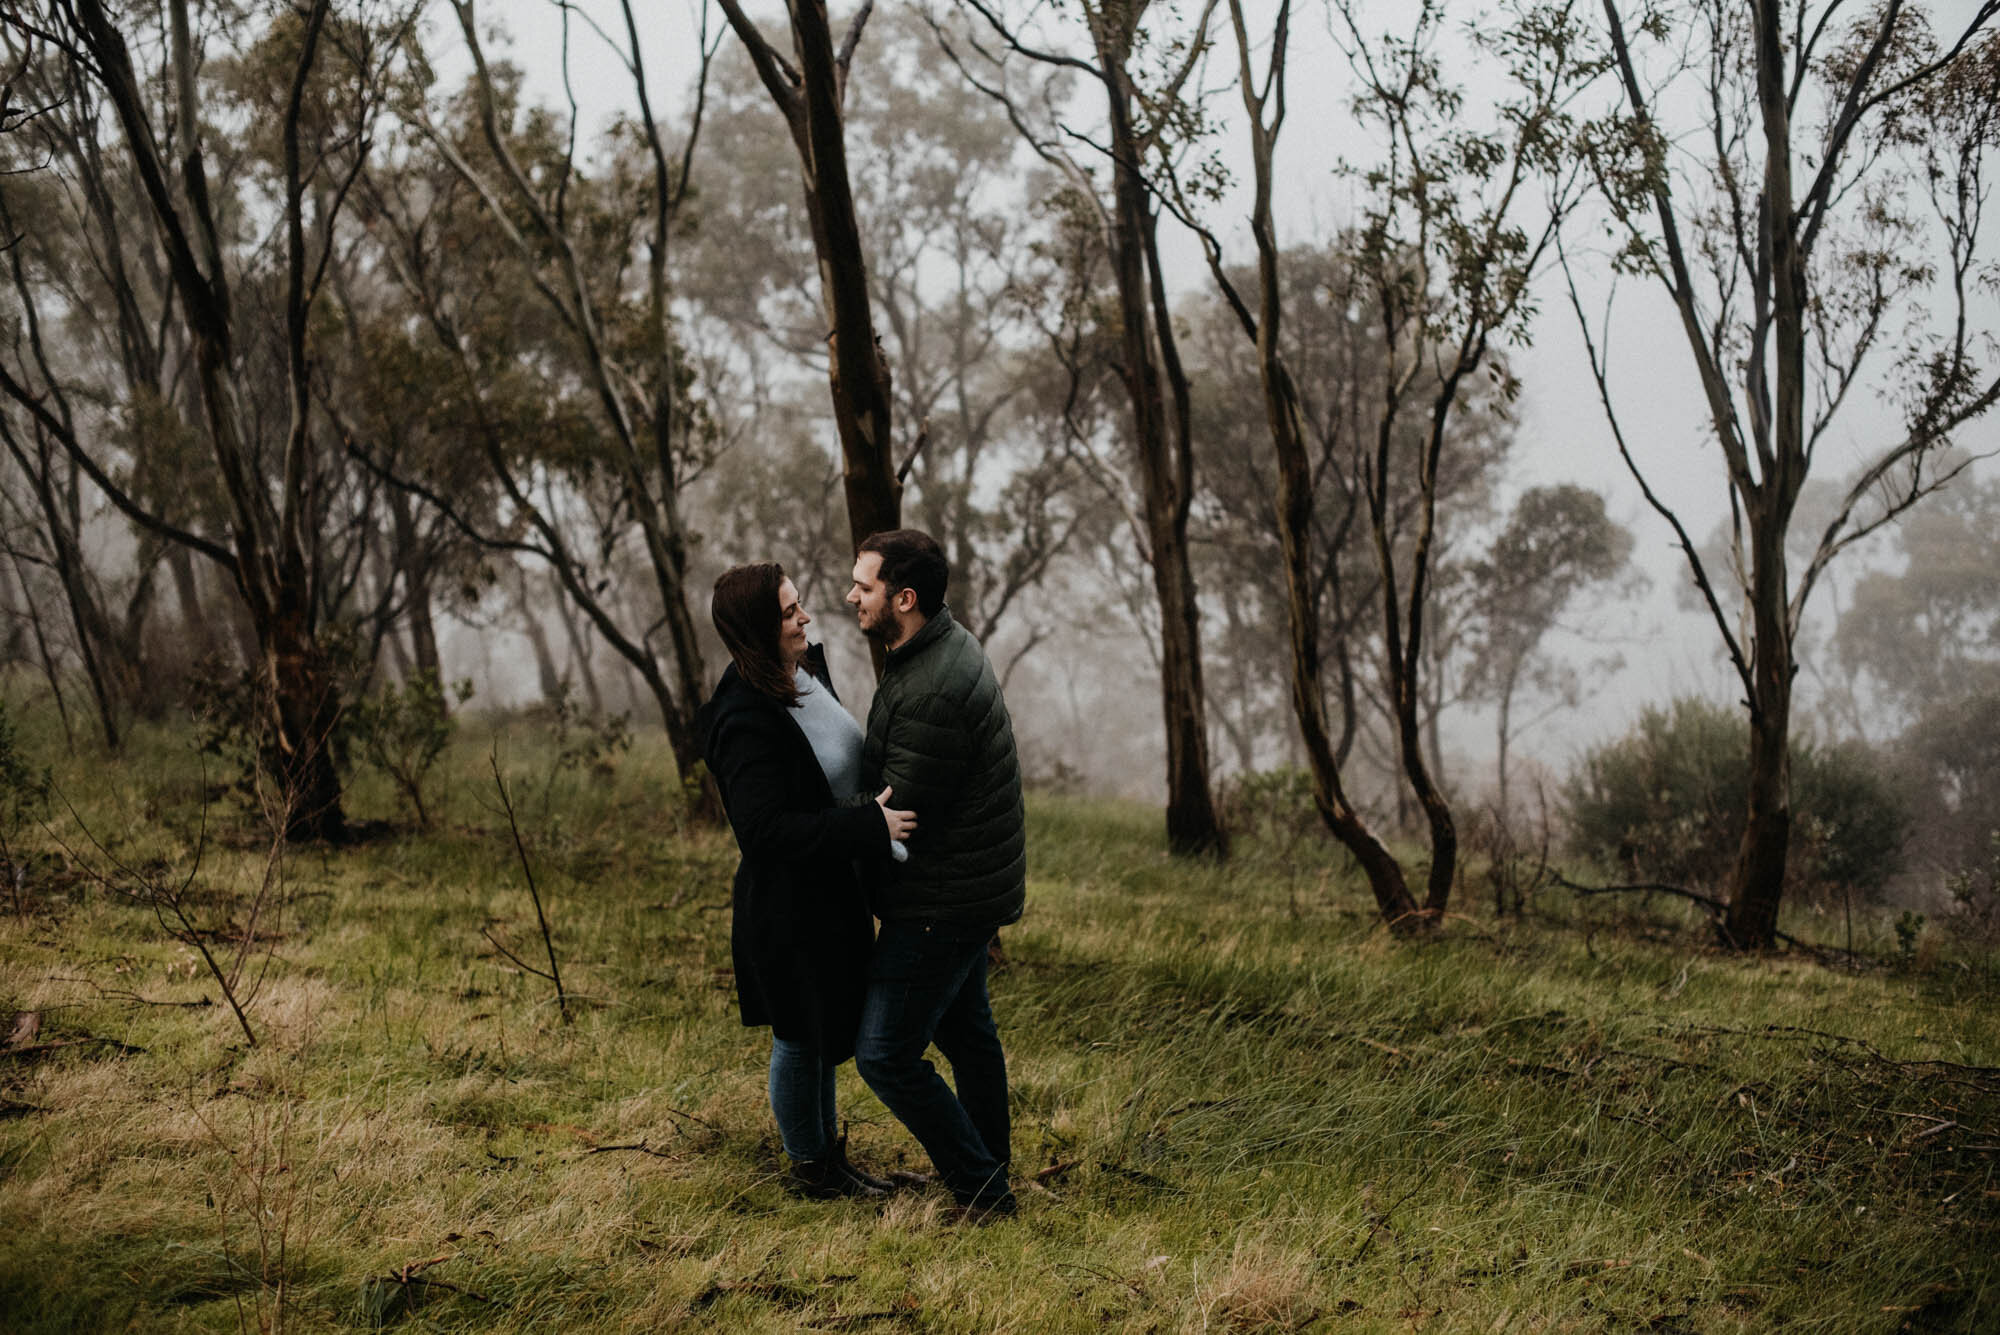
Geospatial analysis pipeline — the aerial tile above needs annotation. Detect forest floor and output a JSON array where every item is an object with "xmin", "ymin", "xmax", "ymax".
[{"xmin": 0, "ymin": 709, "xmax": 1995, "ymax": 1333}]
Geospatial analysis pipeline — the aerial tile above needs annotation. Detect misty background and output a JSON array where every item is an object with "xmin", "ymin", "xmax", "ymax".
[{"xmin": 2, "ymin": 0, "xmax": 1995, "ymax": 919}]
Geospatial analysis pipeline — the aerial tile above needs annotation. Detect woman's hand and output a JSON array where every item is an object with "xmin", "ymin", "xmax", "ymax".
[{"xmin": 875, "ymin": 786, "xmax": 917, "ymax": 841}]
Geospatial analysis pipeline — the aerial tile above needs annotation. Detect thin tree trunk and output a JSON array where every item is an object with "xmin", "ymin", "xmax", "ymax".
[
  {"xmin": 717, "ymin": 0, "xmax": 902, "ymax": 673},
  {"xmin": 515, "ymin": 568, "xmax": 563, "ymax": 704},
  {"xmin": 1097, "ymin": 25, "xmax": 1222, "ymax": 855},
  {"xmin": 167, "ymin": 544, "xmax": 220, "ymax": 662},
  {"xmin": 389, "ymin": 489, "xmax": 442, "ymax": 684},
  {"xmin": 4, "ymin": 550, "xmax": 74, "ymax": 749}
]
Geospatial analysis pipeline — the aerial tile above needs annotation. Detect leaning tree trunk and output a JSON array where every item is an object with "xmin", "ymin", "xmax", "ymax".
[
  {"xmin": 790, "ymin": 0, "xmax": 900, "ymax": 553},
  {"xmin": 1222, "ymin": 0, "xmax": 1417, "ymax": 921},
  {"xmin": 1268, "ymin": 365, "xmax": 1419, "ymax": 924}
]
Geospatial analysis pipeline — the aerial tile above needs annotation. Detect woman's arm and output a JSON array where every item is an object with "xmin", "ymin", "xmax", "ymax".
[{"xmin": 709, "ymin": 711, "xmax": 889, "ymax": 861}]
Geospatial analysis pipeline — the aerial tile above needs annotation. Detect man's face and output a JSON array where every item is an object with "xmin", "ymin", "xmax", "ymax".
[
  {"xmin": 846, "ymin": 551, "xmax": 898, "ymax": 642},
  {"xmin": 777, "ymin": 577, "xmax": 811, "ymax": 666}
]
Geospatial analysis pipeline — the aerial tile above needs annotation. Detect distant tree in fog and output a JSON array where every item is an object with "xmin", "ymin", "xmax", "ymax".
[
  {"xmin": 1466, "ymin": 484, "xmax": 1637, "ymax": 817},
  {"xmin": 1837, "ymin": 469, "xmax": 2000, "ymax": 733}
]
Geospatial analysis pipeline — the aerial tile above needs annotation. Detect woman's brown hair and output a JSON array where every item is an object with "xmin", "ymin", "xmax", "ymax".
[{"xmin": 711, "ymin": 562, "xmax": 799, "ymax": 705}]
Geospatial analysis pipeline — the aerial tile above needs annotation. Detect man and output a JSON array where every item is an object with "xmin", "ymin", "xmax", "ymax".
[{"xmin": 846, "ymin": 529, "xmax": 1025, "ymax": 1220}]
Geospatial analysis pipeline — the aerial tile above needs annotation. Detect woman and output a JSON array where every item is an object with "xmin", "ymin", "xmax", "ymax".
[{"xmin": 694, "ymin": 562, "xmax": 915, "ymax": 1199}]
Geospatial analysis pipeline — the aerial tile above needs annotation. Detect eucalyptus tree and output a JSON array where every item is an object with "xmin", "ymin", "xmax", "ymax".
[
  {"xmin": 0, "ymin": 22, "xmax": 231, "ymax": 746},
  {"xmin": 348, "ymin": 0, "xmax": 723, "ymax": 791},
  {"xmin": 1463, "ymin": 484, "xmax": 1635, "ymax": 816},
  {"xmin": 938, "ymin": 0, "xmax": 1228, "ymax": 855},
  {"xmin": 1836, "ymin": 467, "xmax": 2000, "ymax": 731},
  {"xmin": 714, "ymin": 0, "xmax": 906, "ymax": 575},
  {"xmin": 0, "ymin": 0, "xmax": 418, "ymax": 838},
  {"xmin": 1181, "ymin": 0, "xmax": 1603, "ymax": 925},
  {"xmin": 681, "ymin": 10, "xmax": 1087, "ymax": 662},
  {"xmin": 1182, "ymin": 242, "xmax": 1514, "ymax": 797},
  {"xmin": 1574, "ymin": 0, "xmax": 2000, "ymax": 946}
]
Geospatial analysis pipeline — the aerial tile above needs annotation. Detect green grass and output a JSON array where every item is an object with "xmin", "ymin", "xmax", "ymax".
[{"xmin": 0, "ymin": 712, "xmax": 1994, "ymax": 1332}]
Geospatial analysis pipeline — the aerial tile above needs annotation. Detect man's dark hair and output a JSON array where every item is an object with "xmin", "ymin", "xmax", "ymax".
[
  {"xmin": 710, "ymin": 562, "xmax": 800, "ymax": 705},
  {"xmin": 859, "ymin": 529, "xmax": 948, "ymax": 617}
]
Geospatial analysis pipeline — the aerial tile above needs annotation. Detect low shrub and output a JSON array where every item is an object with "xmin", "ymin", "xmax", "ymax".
[{"xmin": 1565, "ymin": 696, "xmax": 1909, "ymax": 903}]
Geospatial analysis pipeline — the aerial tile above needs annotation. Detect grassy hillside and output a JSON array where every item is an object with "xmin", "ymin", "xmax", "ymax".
[{"xmin": 0, "ymin": 714, "xmax": 1994, "ymax": 1332}]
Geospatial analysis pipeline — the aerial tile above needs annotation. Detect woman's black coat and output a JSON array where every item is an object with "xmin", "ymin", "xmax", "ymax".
[{"xmin": 694, "ymin": 645, "xmax": 884, "ymax": 1061}]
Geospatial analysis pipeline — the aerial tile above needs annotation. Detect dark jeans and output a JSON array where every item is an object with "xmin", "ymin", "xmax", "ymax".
[
  {"xmin": 855, "ymin": 919, "xmax": 1012, "ymax": 1207},
  {"xmin": 768, "ymin": 1036, "xmax": 838, "ymax": 1162}
]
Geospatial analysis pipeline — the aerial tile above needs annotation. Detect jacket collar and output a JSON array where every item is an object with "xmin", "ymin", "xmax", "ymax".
[{"xmin": 885, "ymin": 604, "xmax": 955, "ymax": 667}]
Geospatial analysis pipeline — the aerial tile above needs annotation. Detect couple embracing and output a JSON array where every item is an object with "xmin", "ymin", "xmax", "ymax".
[{"xmin": 694, "ymin": 530, "xmax": 1024, "ymax": 1222}]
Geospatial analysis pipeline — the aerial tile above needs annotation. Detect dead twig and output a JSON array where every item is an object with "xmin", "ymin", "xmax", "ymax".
[
  {"xmin": 49, "ymin": 977, "xmax": 214, "ymax": 1009},
  {"xmin": 1553, "ymin": 874, "xmax": 1858, "ymax": 962},
  {"xmin": 488, "ymin": 750, "xmax": 568, "ymax": 1023},
  {"xmin": 585, "ymin": 1140, "xmax": 676, "ymax": 1159}
]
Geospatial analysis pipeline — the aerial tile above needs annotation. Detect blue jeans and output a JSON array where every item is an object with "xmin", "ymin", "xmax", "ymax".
[
  {"xmin": 769, "ymin": 1037, "xmax": 838, "ymax": 1162},
  {"xmin": 855, "ymin": 919, "xmax": 1012, "ymax": 1207}
]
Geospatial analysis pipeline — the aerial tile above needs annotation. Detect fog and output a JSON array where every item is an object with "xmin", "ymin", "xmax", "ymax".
[{"xmin": 3, "ymin": 0, "xmax": 1995, "ymax": 904}]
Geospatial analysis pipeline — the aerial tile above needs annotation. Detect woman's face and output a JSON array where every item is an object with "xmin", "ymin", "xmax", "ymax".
[{"xmin": 777, "ymin": 577, "xmax": 811, "ymax": 668}]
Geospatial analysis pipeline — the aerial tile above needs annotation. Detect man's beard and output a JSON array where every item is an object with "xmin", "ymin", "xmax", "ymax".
[{"xmin": 857, "ymin": 610, "xmax": 892, "ymax": 643}]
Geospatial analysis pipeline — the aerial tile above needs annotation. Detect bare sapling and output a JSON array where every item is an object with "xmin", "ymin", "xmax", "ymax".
[
  {"xmin": 483, "ymin": 751, "xmax": 569, "ymax": 1024},
  {"xmin": 50, "ymin": 769, "xmax": 294, "ymax": 1049}
]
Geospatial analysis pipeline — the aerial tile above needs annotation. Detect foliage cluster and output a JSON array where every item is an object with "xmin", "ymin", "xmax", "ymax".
[{"xmin": 1566, "ymin": 697, "xmax": 1910, "ymax": 903}]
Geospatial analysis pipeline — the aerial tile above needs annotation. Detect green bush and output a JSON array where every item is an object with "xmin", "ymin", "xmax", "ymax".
[
  {"xmin": 1565, "ymin": 697, "xmax": 1908, "ymax": 902},
  {"xmin": 1216, "ymin": 766, "xmax": 1324, "ymax": 859},
  {"xmin": 347, "ymin": 670, "xmax": 474, "ymax": 828}
]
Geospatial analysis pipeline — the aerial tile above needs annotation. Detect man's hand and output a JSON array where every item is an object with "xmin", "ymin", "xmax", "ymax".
[{"xmin": 876, "ymin": 786, "xmax": 917, "ymax": 841}]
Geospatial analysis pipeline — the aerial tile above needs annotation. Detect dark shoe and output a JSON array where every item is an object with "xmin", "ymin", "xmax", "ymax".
[
  {"xmin": 786, "ymin": 1156, "xmax": 889, "ymax": 1201},
  {"xmin": 942, "ymin": 1194, "xmax": 1017, "ymax": 1225}
]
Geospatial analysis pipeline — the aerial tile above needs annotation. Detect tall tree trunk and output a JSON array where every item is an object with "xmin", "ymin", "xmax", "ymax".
[
  {"xmin": 389, "ymin": 489, "xmax": 442, "ymax": 684},
  {"xmin": 718, "ymin": 0, "xmax": 901, "ymax": 667},
  {"xmin": 515, "ymin": 568, "xmax": 563, "ymax": 703},
  {"xmin": 553, "ymin": 574, "xmax": 607, "ymax": 718},
  {"xmin": 789, "ymin": 0, "xmax": 900, "ymax": 555},
  {"xmin": 1097, "ymin": 25, "xmax": 1223, "ymax": 856},
  {"xmin": 167, "ymin": 543, "xmax": 221, "ymax": 663},
  {"xmin": 3, "ymin": 550, "xmax": 74, "ymax": 749},
  {"xmin": 1724, "ymin": 512, "xmax": 1795, "ymax": 947},
  {"xmin": 1719, "ymin": 0, "xmax": 1808, "ymax": 947},
  {"xmin": 13, "ymin": 436, "xmax": 121, "ymax": 749},
  {"xmin": 262, "ymin": 596, "xmax": 345, "ymax": 841}
]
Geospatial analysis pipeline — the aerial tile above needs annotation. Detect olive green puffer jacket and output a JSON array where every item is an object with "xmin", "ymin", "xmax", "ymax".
[{"xmin": 861, "ymin": 606, "xmax": 1026, "ymax": 926}]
